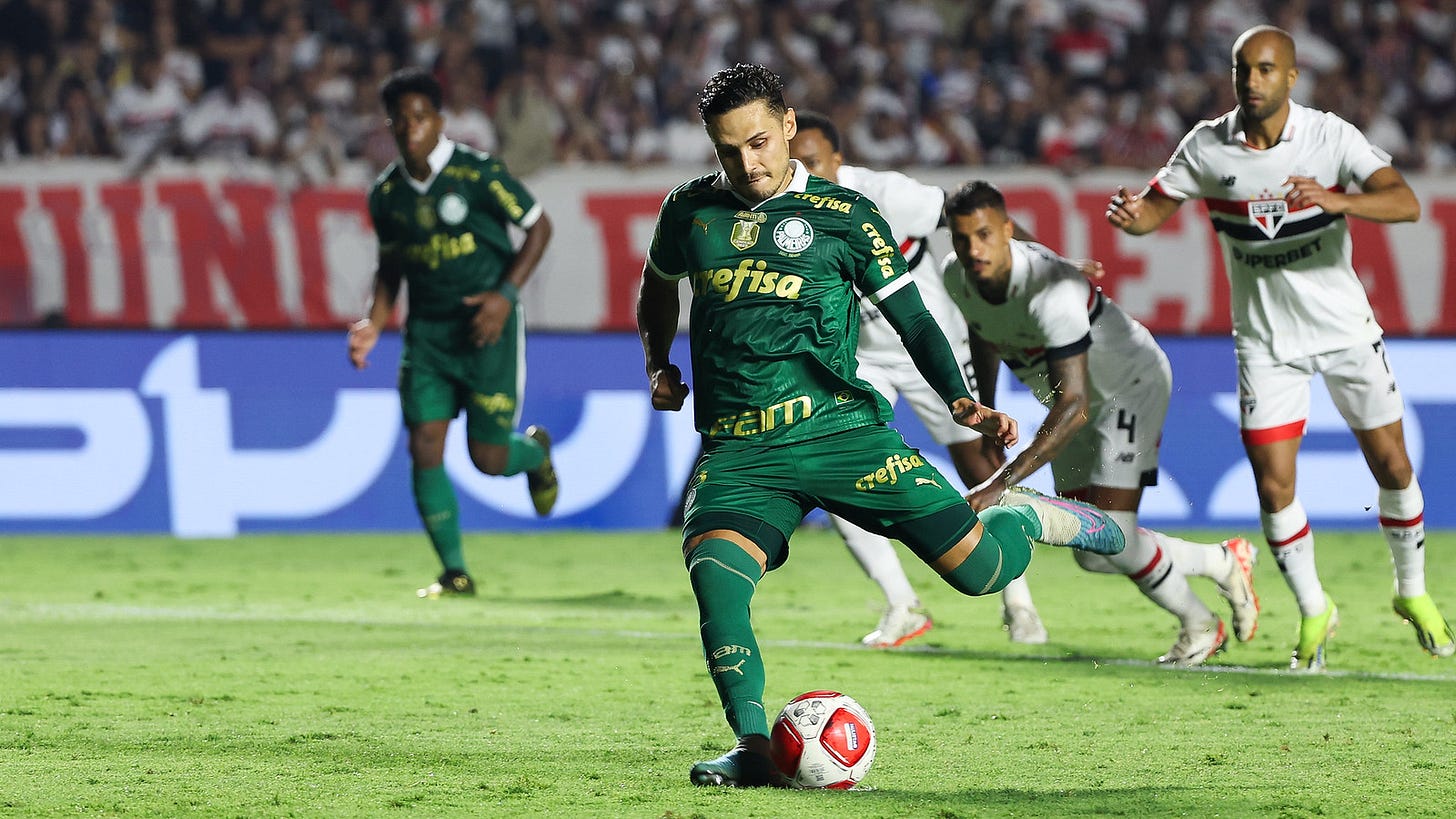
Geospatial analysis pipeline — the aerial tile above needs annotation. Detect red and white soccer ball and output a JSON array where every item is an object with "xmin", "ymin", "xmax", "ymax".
[{"xmin": 769, "ymin": 690, "xmax": 876, "ymax": 789}]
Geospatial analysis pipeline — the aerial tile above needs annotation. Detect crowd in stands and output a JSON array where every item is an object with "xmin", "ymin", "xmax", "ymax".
[{"xmin": 1, "ymin": 0, "xmax": 1453, "ymax": 181}]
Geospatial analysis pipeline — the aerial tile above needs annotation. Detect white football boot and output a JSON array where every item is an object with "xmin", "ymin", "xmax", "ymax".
[
  {"xmin": 863, "ymin": 605, "xmax": 933, "ymax": 648},
  {"xmin": 1002, "ymin": 604, "xmax": 1049, "ymax": 644},
  {"xmin": 1158, "ymin": 618, "xmax": 1228, "ymax": 667}
]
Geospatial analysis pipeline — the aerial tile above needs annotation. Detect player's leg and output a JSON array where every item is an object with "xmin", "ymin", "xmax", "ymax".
[
  {"xmin": 681, "ymin": 447, "xmax": 804, "ymax": 788},
  {"xmin": 398, "ymin": 324, "xmax": 475, "ymax": 597},
  {"xmin": 1329, "ymin": 342, "xmax": 1454, "ymax": 657},
  {"xmin": 459, "ymin": 307, "xmax": 557, "ymax": 515},
  {"xmin": 944, "ymin": 438, "xmax": 1046, "ymax": 643},
  {"xmin": 1241, "ymin": 356, "xmax": 1336, "ymax": 670},
  {"xmin": 829, "ymin": 514, "xmax": 932, "ymax": 647},
  {"xmin": 1144, "ymin": 528, "xmax": 1260, "ymax": 642}
]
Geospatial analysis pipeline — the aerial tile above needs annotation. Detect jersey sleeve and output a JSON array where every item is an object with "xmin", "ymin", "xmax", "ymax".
[
  {"xmin": 1150, "ymin": 126, "xmax": 1204, "ymax": 201},
  {"xmin": 645, "ymin": 188, "xmax": 690, "ymax": 281},
  {"xmin": 1329, "ymin": 113, "xmax": 1393, "ymax": 186},
  {"xmin": 1031, "ymin": 251, "xmax": 1095, "ymax": 353},
  {"xmin": 874, "ymin": 170, "xmax": 945, "ymax": 238},
  {"xmin": 847, "ymin": 197, "xmax": 912, "ymax": 301},
  {"xmin": 367, "ymin": 184, "xmax": 401, "ymax": 263},
  {"xmin": 478, "ymin": 156, "xmax": 543, "ymax": 230}
]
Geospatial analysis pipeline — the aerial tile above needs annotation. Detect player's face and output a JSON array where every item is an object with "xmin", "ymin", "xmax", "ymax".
[
  {"xmin": 706, "ymin": 101, "xmax": 797, "ymax": 204},
  {"xmin": 388, "ymin": 92, "xmax": 444, "ymax": 168},
  {"xmin": 949, "ymin": 207, "xmax": 1016, "ymax": 301},
  {"xmin": 1233, "ymin": 33, "xmax": 1297, "ymax": 123},
  {"xmin": 788, "ymin": 127, "xmax": 841, "ymax": 183}
]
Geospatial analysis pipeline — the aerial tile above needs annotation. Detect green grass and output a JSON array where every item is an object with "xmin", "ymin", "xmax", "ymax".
[{"xmin": 3, "ymin": 529, "xmax": 1455, "ymax": 817}]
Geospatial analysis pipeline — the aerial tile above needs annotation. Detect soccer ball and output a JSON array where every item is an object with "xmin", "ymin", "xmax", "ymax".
[{"xmin": 769, "ymin": 690, "xmax": 876, "ymax": 789}]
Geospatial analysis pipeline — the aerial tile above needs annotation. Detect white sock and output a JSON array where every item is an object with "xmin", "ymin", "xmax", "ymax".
[
  {"xmin": 1104, "ymin": 510, "xmax": 1215, "ymax": 628},
  {"xmin": 1143, "ymin": 529, "xmax": 1234, "ymax": 580},
  {"xmin": 1262, "ymin": 498, "xmax": 1326, "ymax": 617},
  {"xmin": 1379, "ymin": 480, "xmax": 1426, "ymax": 598},
  {"xmin": 831, "ymin": 514, "xmax": 919, "ymax": 609},
  {"xmin": 1000, "ymin": 574, "xmax": 1035, "ymax": 609}
]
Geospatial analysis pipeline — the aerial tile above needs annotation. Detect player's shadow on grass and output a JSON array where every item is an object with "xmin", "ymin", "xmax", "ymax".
[
  {"xmin": 853, "ymin": 784, "xmax": 1216, "ymax": 813},
  {"xmin": 511, "ymin": 589, "xmax": 686, "ymax": 611}
]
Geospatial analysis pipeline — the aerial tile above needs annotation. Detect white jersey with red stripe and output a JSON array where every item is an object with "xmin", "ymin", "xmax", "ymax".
[
  {"xmin": 1151, "ymin": 102, "xmax": 1390, "ymax": 364},
  {"xmin": 836, "ymin": 164, "xmax": 965, "ymax": 365},
  {"xmin": 941, "ymin": 240, "xmax": 1163, "ymax": 411}
]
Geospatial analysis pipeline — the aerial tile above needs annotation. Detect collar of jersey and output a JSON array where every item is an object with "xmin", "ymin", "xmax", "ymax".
[
  {"xmin": 402, "ymin": 137, "xmax": 457, "ymax": 195},
  {"xmin": 1006, "ymin": 239, "xmax": 1032, "ymax": 299},
  {"xmin": 1227, "ymin": 101, "xmax": 1301, "ymax": 148},
  {"xmin": 711, "ymin": 159, "xmax": 809, "ymax": 207}
]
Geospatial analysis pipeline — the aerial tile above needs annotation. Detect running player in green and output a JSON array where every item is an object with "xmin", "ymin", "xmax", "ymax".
[
  {"xmin": 349, "ymin": 67, "xmax": 558, "ymax": 599},
  {"xmin": 637, "ymin": 63, "xmax": 1125, "ymax": 788}
]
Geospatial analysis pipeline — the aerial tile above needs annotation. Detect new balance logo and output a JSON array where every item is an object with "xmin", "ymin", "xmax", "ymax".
[{"xmin": 1221, "ymin": 175, "xmax": 1236, "ymax": 186}]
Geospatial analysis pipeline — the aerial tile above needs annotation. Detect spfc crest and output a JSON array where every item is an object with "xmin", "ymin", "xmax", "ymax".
[{"xmin": 1248, "ymin": 197, "xmax": 1287, "ymax": 239}]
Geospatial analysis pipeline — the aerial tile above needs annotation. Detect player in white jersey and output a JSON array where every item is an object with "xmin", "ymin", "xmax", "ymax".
[
  {"xmin": 943, "ymin": 180, "xmax": 1260, "ymax": 666},
  {"xmin": 790, "ymin": 111, "xmax": 1045, "ymax": 647},
  {"xmin": 1106, "ymin": 25, "xmax": 1453, "ymax": 670}
]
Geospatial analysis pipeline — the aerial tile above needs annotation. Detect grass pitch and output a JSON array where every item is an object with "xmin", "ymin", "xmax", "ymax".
[{"xmin": 3, "ymin": 528, "xmax": 1454, "ymax": 817}]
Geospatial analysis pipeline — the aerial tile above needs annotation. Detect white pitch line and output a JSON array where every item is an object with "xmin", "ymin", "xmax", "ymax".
[{"xmin": 9, "ymin": 602, "xmax": 1456, "ymax": 683}]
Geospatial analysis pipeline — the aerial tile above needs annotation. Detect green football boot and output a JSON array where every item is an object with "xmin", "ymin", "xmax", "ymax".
[
  {"xmin": 1290, "ymin": 594, "xmax": 1338, "ymax": 672},
  {"xmin": 1392, "ymin": 593, "xmax": 1456, "ymax": 658}
]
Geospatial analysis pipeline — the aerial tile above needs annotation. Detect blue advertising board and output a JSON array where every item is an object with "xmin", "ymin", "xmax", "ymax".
[{"xmin": 2, "ymin": 331, "xmax": 1453, "ymax": 535}]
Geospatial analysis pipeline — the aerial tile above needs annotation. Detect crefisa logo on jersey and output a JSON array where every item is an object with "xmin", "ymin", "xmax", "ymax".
[
  {"xmin": 438, "ymin": 192, "xmax": 469, "ymax": 225},
  {"xmin": 1248, "ymin": 194, "xmax": 1288, "ymax": 239},
  {"xmin": 773, "ymin": 217, "xmax": 814, "ymax": 253}
]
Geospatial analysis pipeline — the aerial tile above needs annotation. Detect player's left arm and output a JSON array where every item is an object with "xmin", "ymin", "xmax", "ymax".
[
  {"xmin": 1284, "ymin": 166, "xmax": 1420, "ymax": 223},
  {"xmin": 463, "ymin": 163, "xmax": 554, "ymax": 347}
]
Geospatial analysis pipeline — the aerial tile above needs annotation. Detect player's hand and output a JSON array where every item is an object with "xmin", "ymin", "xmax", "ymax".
[
  {"xmin": 650, "ymin": 364, "xmax": 689, "ymax": 411},
  {"xmin": 979, "ymin": 434, "xmax": 1008, "ymax": 470},
  {"xmin": 1073, "ymin": 258, "xmax": 1106, "ymax": 281},
  {"xmin": 1284, "ymin": 175, "xmax": 1346, "ymax": 213},
  {"xmin": 1106, "ymin": 186, "xmax": 1142, "ymax": 231},
  {"xmin": 952, "ymin": 398, "xmax": 1018, "ymax": 447},
  {"xmin": 462, "ymin": 291, "xmax": 512, "ymax": 347},
  {"xmin": 964, "ymin": 480, "xmax": 1006, "ymax": 512},
  {"xmin": 347, "ymin": 318, "xmax": 379, "ymax": 370}
]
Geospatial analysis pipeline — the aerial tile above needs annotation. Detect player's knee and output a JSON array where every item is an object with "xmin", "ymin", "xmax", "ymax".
[
  {"xmin": 685, "ymin": 537, "xmax": 764, "ymax": 593},
  {"xmin": 467, "ymin": 442, "xmax": 509, "ymax": 475},
  {"xmin": 939, "ymin": 526, "xmax": 1032, "ymax": 597}
]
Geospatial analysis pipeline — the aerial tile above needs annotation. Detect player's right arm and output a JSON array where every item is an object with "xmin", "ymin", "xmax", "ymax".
[
  {"xmin": 1106, "ymin": 184, "xmax": 1182, "ymax": 235},
  {"xmin": 349, "ymin": 189, "xmax": 404, "ymax": 370},
  {"xmin": 638, "ymin": 191, "xmax": 690, "ymax": 411},
  {"xmin": 966, "ymin": 327, "xmax": 1009, "ymax": 461},
  {"xmin": 965, "ymin": 350, "xmax": 1092, "ymax": 511}
]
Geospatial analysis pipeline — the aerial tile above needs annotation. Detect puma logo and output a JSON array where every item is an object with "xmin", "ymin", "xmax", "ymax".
[
  {"xmin": 712, "ymin": 658, "xmax": 748, "ymax": 676},
  {"xmin": 915, "ymin": 477, "xmax": 942, "ymax": 488}
]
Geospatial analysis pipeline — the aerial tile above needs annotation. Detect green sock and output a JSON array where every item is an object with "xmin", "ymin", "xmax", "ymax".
[
  {"xmin": 412, "ymin": 466, "xmax": 465, "ymax": 574},
  {"xmin": 501, "ymin": 432, "xmax": 545, "ymax": 476},
  {"xmin": 993, "ymin": 503, "xmax": 1042, "ymax": 541},
  {"xmin": 940, "ymin": 506, "xmax": 1034, "ymax": 594},
  {"xmin": 686, "ymin": 538, "xmax": 769, "ymax": 739}
]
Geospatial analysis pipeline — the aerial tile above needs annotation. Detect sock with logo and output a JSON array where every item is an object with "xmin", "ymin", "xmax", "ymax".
[
  {"xmin": 412, "ymin": 465, "xmax": 465, "ymax": 573},
  {"xmin": 1262, "ymin": 498, "xmax": 1326, "ymax": 617},
  {"xmin": 1380, "ymin": 480, "xmax": 1427, "ymax": 598},
  {"xmin": 501, "ymin": 432, "xmax": 545, "ymax": 476},
  {"xmin": 687, "ymin": 538, "xmax": 769, "ymax": 739},
  {"xmin": 1101, "ymin": 511, "xmax": 1216, "ymax": 628}
]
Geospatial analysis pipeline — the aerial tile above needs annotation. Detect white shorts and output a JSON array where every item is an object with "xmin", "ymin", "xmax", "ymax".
[
  {"xmin": 1051, "ymin": 352, "xmax": 1171, "ymax": 493},
  {"xmin": 856, "ymin": 356, "xmax": 981, "ymax": 447},
  {"xmin": 1237, "ymin": 341, "xmax": 1404, "ymax": 445}
]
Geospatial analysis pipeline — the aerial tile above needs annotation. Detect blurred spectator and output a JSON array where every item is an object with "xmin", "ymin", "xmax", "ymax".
[
  {"xmin": 49, "ymin": 76, "xmax": 112, "ymax": 157},
  {"xmin": 152, "ymin": 11, "xmax": 204, "ymax": 101},
  {"xmin": 1050, "ymin": 5, "xmax": 1115, "ymax": 80},
  {"xmin": 107, "ymin": 48, "xmax": 186, "ymax": 172},
  {"xmin": 180, "ymin": 58, "xmax": 277, "ymax": 159},
  {"xmin": 284, "ymin": 101, "xmax": 345, "ymax": 186},
  {"xmin": 441, "ymin": 69, "xmax": 498, "ymax": 154},
  {"xmin": 201, "ymin": 0, "xmax": 265, "ymax": 89}
]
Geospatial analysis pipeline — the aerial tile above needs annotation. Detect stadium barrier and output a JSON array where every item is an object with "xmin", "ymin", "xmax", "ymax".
[
  {"xmin": 3, "ymin": 160, "xmax": 1455, "ymax": 336},
  {"xmin": 3, "ymin": 331, "xmax": 1453, "ymax": 534}
]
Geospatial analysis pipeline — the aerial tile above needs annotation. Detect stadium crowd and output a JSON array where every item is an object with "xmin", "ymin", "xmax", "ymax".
[{"xmin": 0, "ymin": 0, "xmax": 1453, "ymax": 180}]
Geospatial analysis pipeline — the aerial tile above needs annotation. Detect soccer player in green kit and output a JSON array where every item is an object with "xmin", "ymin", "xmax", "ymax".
[
  {"xmin": 637, "ymin": 63, "xmax": 1126, "ymax": 788},
  {"xmin": 349, "ymin": 68, "xmax": 558, "ymax": 599}
]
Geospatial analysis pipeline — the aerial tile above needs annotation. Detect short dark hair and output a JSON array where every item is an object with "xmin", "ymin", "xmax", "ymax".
[
  {"xmin": 380, "ymin": 67, "xmax": 442, "ymax": 115},
  {"xmin": 945, "ymin": 180, "xmax": 1008, "ymax": 218},
  {"xmin": 793, "ymin": 109, "xmax": 839, "ymax": 151},
  {"xmin": 697, "ymin": 63, "xmax": 786, "ymax": 122}
]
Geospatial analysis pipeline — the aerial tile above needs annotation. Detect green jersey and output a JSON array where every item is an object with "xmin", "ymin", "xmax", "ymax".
[
  {"xmin": 368, "ymin": 139, "xmax": 540, "ymax": 321},
  {"xmin": 648, "ymin": 161, "xmax": 959, "ymax": 446}
]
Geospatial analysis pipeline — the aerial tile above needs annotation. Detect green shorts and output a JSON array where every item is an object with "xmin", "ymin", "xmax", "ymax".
[
  {"xmin": 682, "ymin": 424, "xmax": 976, "ymax": 569},
  {"xmin": 398, "ymin": 310, "xmax": 523, "ymax": 444}
]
